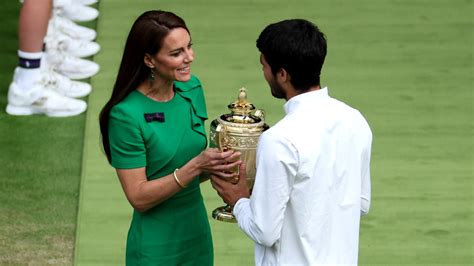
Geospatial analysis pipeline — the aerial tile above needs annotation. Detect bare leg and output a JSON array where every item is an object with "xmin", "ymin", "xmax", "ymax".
[
  {"xmin": 18, "ymin": 0, "xmax": 52, "ymax": 52},
  {"xmin": 13, "ymin": 0, "xmax": 52, "ymax": 90},
  {"xmin": 5, "ymin": 0, "xmax": 88, "ymax": 117}
]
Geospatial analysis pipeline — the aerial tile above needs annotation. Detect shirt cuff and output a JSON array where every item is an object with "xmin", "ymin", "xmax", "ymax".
[{"xmin": 233, "ymin": 198, "xmax": 251, "ymax": 220}]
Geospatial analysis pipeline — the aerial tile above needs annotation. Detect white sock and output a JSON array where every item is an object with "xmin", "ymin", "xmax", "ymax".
[
  {"xmin": 15, "ymin": 50, "xmax": 43, "ymax": 91},
  {"xmin": 17, "ymin": 50, "xmax": 43, "ymax": 61}
]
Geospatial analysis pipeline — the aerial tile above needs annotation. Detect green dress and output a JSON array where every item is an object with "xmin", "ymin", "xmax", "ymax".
[{"xmin": 108, "ymin": 75, "xmax": 213, "ymax": 265}]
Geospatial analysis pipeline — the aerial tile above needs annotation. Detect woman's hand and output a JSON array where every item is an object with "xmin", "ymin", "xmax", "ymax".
[{"xmin": 194, "ymin": 148, "xmax": 242, "ymax": 180}]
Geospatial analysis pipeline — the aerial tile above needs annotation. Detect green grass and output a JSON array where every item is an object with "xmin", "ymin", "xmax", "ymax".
[
  {"xmin": 0, "ymin": 2, "xmax": 95, "ymax": 265},
  {"xmin": 1, "ymin": 0, "xmax": 473, "ymax": 265}
]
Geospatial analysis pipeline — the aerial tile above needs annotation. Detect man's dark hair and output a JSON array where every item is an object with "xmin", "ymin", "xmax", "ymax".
[{"xmin": 256, "ymin": 19, "xmax": 327, "ymax": 91}]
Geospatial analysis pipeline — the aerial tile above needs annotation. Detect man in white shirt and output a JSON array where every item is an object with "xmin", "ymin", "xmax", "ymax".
[{"xmin": 211, "ymin": 19, "xmax": 372, "ymax": 265}]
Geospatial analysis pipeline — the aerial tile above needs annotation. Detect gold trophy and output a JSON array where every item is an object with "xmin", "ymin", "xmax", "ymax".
[{"xmin": 209, "ymin": 87, "xmax": 269, "ymax": 222}]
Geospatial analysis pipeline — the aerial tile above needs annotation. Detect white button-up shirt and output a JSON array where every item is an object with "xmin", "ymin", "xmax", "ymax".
[{"xmin": 233, "ymin": 87, "xmax": 372, "ymax": 265}]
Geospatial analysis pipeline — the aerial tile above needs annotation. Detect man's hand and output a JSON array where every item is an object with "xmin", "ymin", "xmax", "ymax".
[{"xmin": 210, "ymin": 163, "xmax": 251, "ymax": 207}]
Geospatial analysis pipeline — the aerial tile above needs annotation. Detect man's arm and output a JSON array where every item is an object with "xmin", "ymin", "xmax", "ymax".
[
  {"xmin": 233, "ymin": 134, "xmax": 297, "ymax": 246},
  {"xmin": 360, "ymin": 126, "xmax": 372, "ymax": 216}
]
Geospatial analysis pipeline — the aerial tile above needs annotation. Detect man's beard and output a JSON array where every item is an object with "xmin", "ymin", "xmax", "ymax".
[{"xmin": 269, "ymin": 80, "xmax": 286, "ymax": 99}]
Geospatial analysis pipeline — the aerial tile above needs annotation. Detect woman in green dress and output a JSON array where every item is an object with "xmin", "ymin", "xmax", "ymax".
[{"xmin": 99, "ymin": 10, "xmax": 241, "ymax": 265}]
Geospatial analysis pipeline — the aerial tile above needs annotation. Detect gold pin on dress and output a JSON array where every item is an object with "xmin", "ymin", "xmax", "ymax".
[{"xmin": 209, "ymin": 87, "xmax": 269, "ymax": 222}]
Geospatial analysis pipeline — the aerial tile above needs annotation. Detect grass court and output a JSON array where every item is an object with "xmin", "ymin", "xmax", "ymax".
[{"xmin": 0, "ymin": 0, "xmax": 472, "ymax": 265}]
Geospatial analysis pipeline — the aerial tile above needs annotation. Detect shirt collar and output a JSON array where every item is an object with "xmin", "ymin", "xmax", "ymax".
[{"xmin": 284, "ymin": 87, "xmax": 329, "ymax": 114}]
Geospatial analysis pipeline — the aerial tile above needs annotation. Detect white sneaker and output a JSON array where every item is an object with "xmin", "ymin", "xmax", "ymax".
[
  {"xmin": 48, "ymin": 15, "xmax": 97, "ymax": 42},
  {"xmin": 6, "ymin": 79, "xmax": 87, "ymax": 117},
  {"xmin": 76, "ymin": 0, "xmax": 98, "ymax": 5},
  {"xmin": 43, "ymin": 50, "xmax": 100, "ymax": 80},
  {"xmin": 39, "ymin": 69, "xmax": 92, "ymax": 98},
  {"xmin": 54, "ymin": 1, "xmax": 99, "ymax": 22},
  {"xmin": 45, "ymin": 32, "xmax": 100, "ymax": 58},
  {"xmin": 11, "ymin": 67, "xmax": 91, "ymax": 98}
]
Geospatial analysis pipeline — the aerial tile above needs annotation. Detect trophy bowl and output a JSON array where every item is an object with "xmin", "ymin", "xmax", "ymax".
[{"xmin": 209, "ymin": 87, "xmax": 269, "ymax": 222}]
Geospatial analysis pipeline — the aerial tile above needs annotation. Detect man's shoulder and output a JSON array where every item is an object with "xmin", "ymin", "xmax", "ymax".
[
  {"xmin": 327, "ymin": 96, "xmax": 367, "ymax": 119},
  {"xmin": 327, "ymin": 97, "xmax": 372, "ymax": 138},
  {"xmin": 259, "ymin": 117, "xmax": 294, "ymax": 144}
]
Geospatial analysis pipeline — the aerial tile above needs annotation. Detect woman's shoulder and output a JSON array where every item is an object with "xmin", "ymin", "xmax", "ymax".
[{"xmin": 110, "ymin": 91, "xmax": 144, "ymax": 117}]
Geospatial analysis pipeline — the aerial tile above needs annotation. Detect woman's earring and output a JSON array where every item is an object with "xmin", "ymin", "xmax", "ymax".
[{"xmin": 149, "ymin": 69, "xmax": 155, "ymax": 81}]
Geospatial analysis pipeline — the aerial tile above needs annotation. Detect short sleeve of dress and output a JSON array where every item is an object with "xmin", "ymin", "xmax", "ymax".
[{"xmin": 108, "ymin": 105, "xmax": 146, "ymax": 169}]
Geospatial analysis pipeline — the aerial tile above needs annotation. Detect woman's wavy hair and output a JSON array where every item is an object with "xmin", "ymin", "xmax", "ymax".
[{"xmin": 99, "ymin": 10, "xmax": 189, "ymax": 163}]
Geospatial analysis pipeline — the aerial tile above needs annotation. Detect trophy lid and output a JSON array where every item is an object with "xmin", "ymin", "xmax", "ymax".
[
  {"xmin": 228, "ymin": 87, "xmax": 255, "ymax": 114},
  {"xmin": 222, "ymin": 87, "xmax": 261, "ymax": 124}
]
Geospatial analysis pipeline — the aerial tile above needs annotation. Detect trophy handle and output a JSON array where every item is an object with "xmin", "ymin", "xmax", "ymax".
[
  {"xmin": 215, "ymin": 124, "xmax": 227, "ymax": 152},
  {"xmin": 212, "ymin": 124, "xmax": 239, "ymax": 223},
  {"xmin": 254, "ymin": 109, "xmax": 265, "ymax": 121},
  {"xmin": 215, "ymin": 124, "xmax": 240, "ymax": 184}
]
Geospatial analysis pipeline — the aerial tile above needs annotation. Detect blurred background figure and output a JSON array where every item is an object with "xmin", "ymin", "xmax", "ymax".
[{"xmin": 6, "ymin": 0, "xmax": 100, "ymax": 117}]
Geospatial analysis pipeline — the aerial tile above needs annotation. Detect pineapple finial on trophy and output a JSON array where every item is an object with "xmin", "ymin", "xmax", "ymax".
[
  {"xmin": 228, "ymin": 87, "xmax": 255, "ymax": 116},
  {"xmin": 238, "ymin": 87, "xmax": 247, "ymax": 104}
]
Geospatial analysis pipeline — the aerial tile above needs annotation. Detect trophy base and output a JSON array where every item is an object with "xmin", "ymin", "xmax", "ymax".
[{"xmin": 212, "ymin": 205, "xmax": 236, "ymax": 223}]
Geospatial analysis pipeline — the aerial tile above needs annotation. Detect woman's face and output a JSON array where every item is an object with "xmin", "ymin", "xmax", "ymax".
[{"xmin": 149, "ymin": 27, "xmax": 194, "ymax": 83}]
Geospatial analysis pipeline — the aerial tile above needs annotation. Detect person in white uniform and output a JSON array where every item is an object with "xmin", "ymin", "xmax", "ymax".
[{"xmin": 211, "ymin": 18, "xmax": 373, "ymax": 266}]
